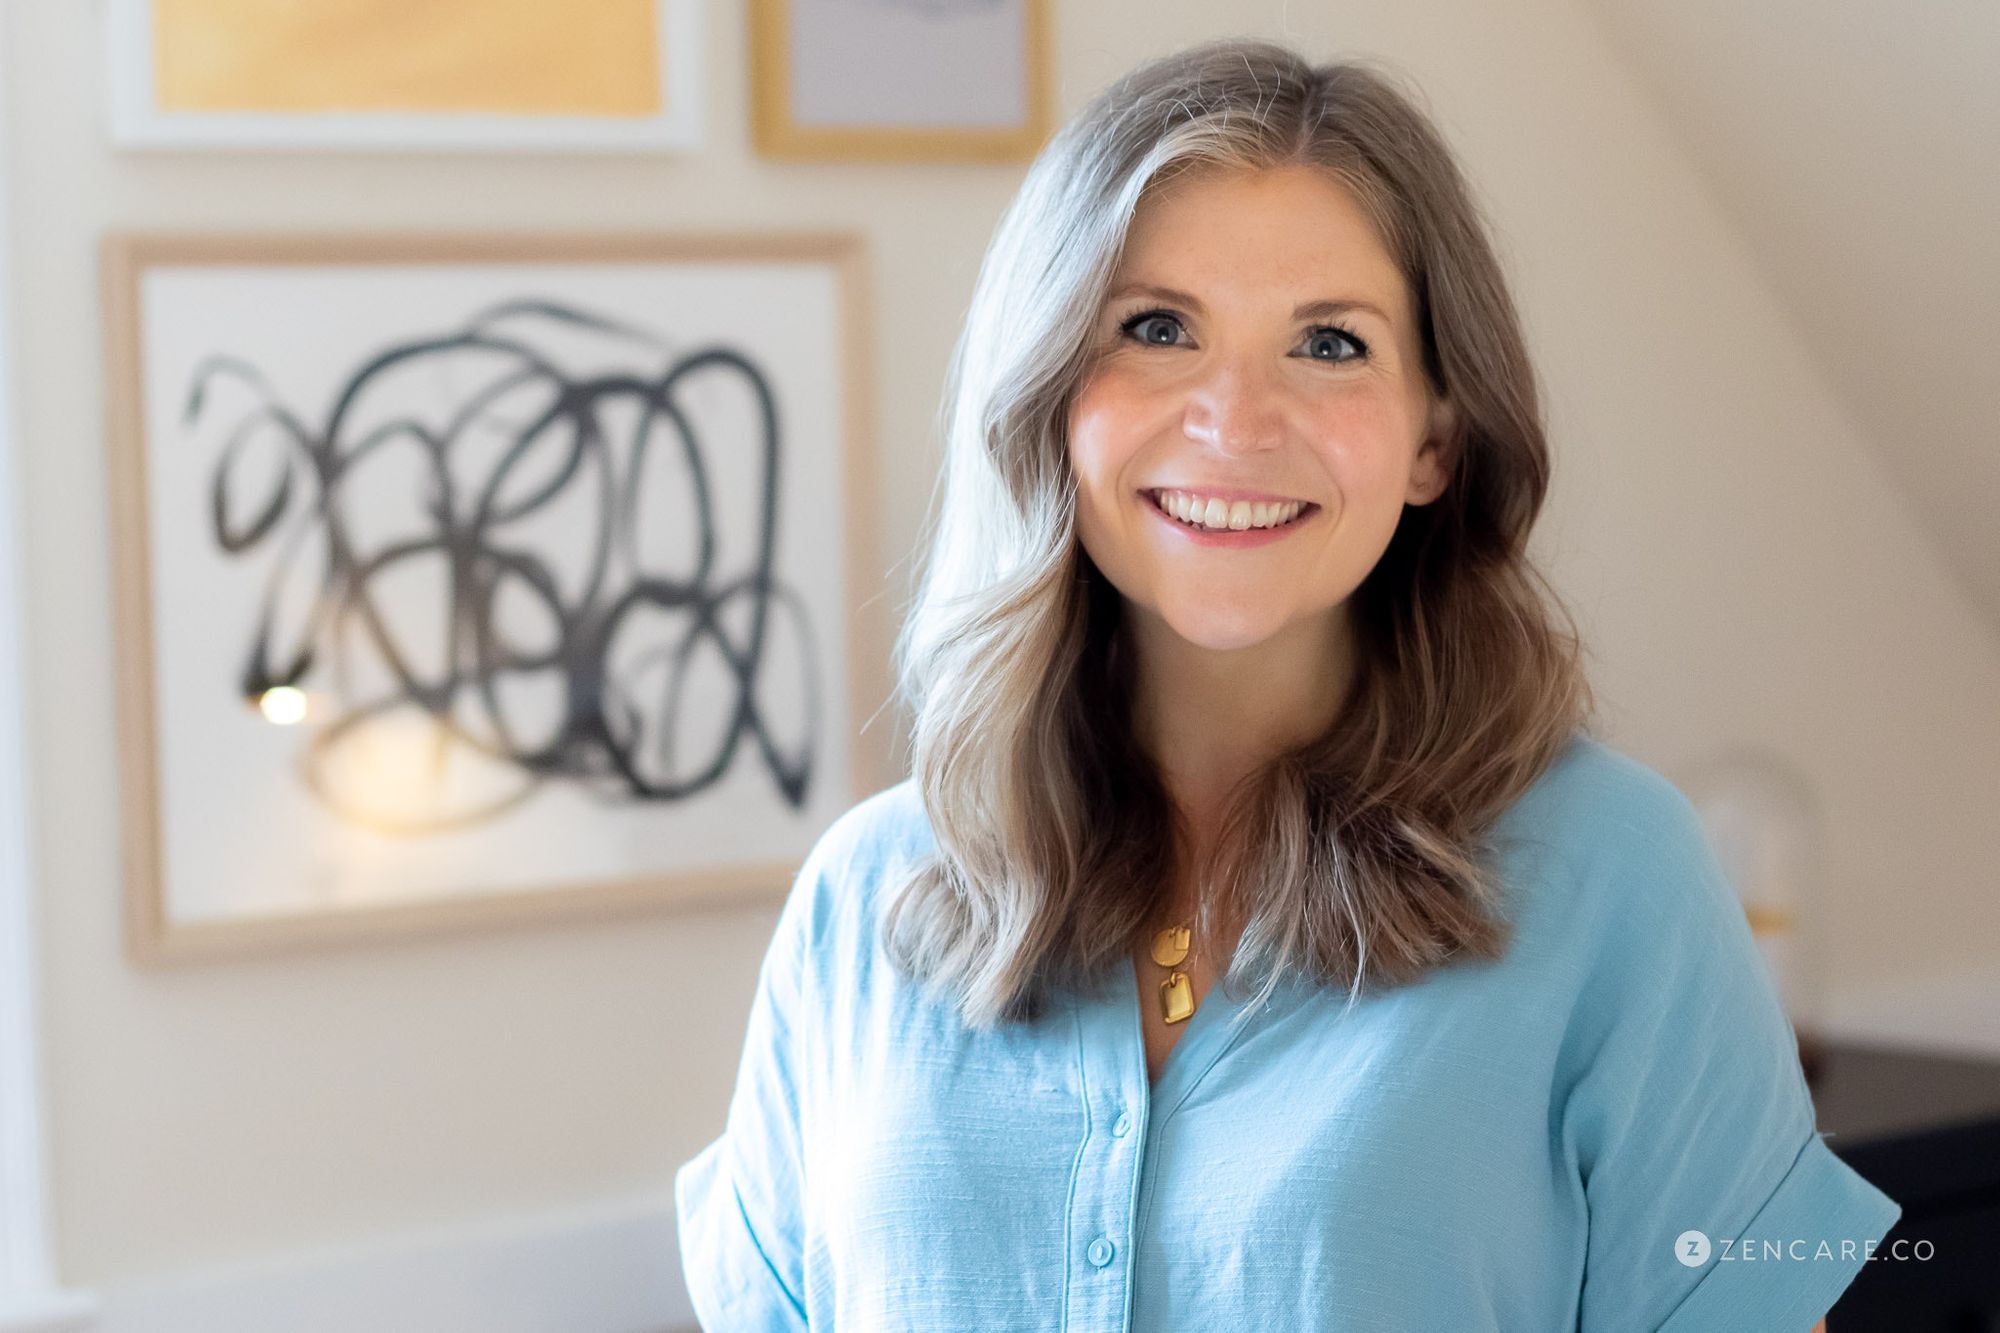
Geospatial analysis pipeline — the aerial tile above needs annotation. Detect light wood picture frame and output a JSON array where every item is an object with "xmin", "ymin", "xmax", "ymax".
[
  {"xmin": 750, "ymin": 0, "xmax": 1053, "ymax": 162},
  {"xmin": 104, "ymin": 0, "xmax": 705, "ymax": 152},
  {"xmin": 102, "ymin": 231, "xmax": 893, "ymax": 963}
]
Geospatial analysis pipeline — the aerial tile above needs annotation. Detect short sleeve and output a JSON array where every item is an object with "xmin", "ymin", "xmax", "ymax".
[
  {"xmin": 1557, "ymin": 779, "xmax": 1901, "ymax": 1332},
  {"xmin": 674, "ymin": 846, "xmax": 823, "ymax": 1331}
]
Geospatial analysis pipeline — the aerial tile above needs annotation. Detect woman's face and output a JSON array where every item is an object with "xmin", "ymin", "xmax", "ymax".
[{"xmin": 1066, "ymin": 163, "xmax": 1456, "ymax": 653}]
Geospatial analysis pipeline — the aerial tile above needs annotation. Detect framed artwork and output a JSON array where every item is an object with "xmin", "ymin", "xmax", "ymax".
[
  {"xmin": 103, "ymin": 0, "xmax": 704, "ymax": 151},
  {"xmin": 750, "ymin": 0, "xmax": 1052, "ymax": 162},
  {"xmin": 102, "ymin": 231, "xmax": 891, "ymax": 962}
]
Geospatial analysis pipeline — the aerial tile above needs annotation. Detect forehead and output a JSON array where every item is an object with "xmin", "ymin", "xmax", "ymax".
[{"xmin": 1115, "ymin": 163, "xmax": 1408, "ymax": 319}]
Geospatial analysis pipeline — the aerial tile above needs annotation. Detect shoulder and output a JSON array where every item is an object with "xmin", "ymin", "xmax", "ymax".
[
  {"xmin": 1491, "ymin": 733, "xmax": 1740, "ymax": 973},
  {"xmin": 1498, "ymin": 732, "xmax": 1706, "ymax": 863},
  {"xmin": 800, "ymin": 777, "xmax": 934, "ymax": 890},
  {"xmin": 1510, "ymin": 739, "xmax": 1788, "ymax": 1101},
  {"xmin": 778, "ymin": 778, "xmax": 934, "ymax": 963}
]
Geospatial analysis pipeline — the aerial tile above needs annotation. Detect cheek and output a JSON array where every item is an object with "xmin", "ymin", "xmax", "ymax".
[
  {"xmin": 1308, "ymin": 398, "xmax": 1418, "ymax": 498},
  {"xmin": 1064, "ymin": 370, "xmax": 1160, "ymax": 480},
  {"xmin": 1064, "ymin": 381, "xmax": 1148, "ymax": 576},
  {"xmin": 1065, "ymin": 377, "xmax": 1137, "ymax": 490}
]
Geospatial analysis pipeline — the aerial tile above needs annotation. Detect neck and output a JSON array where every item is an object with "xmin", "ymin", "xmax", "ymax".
[{"xmin": 1126, "ymin": 604, "xmax": 1357, "ymax": 837}]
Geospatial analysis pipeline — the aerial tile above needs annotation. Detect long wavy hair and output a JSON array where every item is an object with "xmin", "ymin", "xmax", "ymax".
[{"xmin": 884, "ymin": 37, "xmax": 1600, "ymax": 1031}]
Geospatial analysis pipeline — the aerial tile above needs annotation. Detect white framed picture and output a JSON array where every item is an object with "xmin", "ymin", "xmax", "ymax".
[
  {"xmin": 104, "ymin": 0, "xmax": 705, "ymax": 152},
  {"xmin": 102, "ymin": 231, "xmax": 892, "ymax": 962}
]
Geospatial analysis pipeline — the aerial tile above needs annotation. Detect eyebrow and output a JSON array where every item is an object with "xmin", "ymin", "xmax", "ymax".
[{"xmin": 1106, "ymin": 282, "xmax": 1392, "ymax": 325}]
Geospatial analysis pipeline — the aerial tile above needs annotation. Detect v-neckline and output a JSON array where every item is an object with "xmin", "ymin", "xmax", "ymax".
[{"xmin": 1121, "ymin": 953, "xmax": 1252, "ymax": 1118}]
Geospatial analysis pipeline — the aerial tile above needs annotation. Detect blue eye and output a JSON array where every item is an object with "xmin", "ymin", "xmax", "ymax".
[
  {"xmin": 1302, "ymin": 325, "xmax": 1369, "ymax": 362},
  {"xmin": 1116, "ymin": 308, "xmax": 1370, "ymax": 363},
  {"xmin": 1121, "ymin": 311, "xmax": 1185, "ymax": 346}
]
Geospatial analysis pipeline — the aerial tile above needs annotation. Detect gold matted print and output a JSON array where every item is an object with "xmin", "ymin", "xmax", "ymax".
[{"xmin": 105, "ymin": 0, "xmax": 704, "ymax": 150}]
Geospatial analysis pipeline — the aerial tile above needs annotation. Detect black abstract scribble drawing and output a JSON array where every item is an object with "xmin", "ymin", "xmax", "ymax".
[{"xmin": 180, "ymin": 297, "xmax": 823, "ymax": 834}]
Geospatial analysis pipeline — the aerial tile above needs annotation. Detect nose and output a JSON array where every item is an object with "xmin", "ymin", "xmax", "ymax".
[{"xmin": 1180, "ymin": 354, "xmax": 1287, "ymax": 455}]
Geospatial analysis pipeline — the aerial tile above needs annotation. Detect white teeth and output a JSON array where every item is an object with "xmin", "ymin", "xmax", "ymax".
[{"xmin": 1155, "ymin": 489, "xmax": 1305, "ymax": 531}]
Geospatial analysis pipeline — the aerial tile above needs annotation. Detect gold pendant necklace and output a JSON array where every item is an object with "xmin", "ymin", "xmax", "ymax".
[{"xmin": 1150, "ymin": 923, "xmax": 1195, "ymax": 1024}]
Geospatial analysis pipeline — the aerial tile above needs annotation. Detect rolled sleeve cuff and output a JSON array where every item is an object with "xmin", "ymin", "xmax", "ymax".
[{"xmin": 1658, "ymin": 1132, "xmax": 1902, "ymax": 1332}]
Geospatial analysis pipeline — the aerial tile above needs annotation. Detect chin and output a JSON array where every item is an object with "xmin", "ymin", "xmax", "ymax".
[{"xmin": 1159, "ymin": 607, "xmax": 1288, "ymax": 654}]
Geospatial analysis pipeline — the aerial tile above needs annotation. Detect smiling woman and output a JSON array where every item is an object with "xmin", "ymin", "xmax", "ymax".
[
  {"xmin": 1066, "ymin": 159, "xmax": 1469, "ymax": 1084},
  {"xmin": 1069, "ymin": 162, "xmax": 1457, "ymax": 807},
  {"xmin": 675, "ymin": 36, "xmax": 1899, "ymax": 1332}
]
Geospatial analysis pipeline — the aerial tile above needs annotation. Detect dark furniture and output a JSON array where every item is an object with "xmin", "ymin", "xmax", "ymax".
[{"xmin": 1807, "ymin": 1037, "xmax": 2000, "ymax": 1330}]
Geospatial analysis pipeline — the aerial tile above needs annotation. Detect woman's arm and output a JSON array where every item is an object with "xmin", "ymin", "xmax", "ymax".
[
  {"xmin": 674, "ymin": 862, "xmax": 820, "ymax": 1330},
  {"xmin": 1559, "ymin": 779, "xmax": 1899, "ymax": 1328}
]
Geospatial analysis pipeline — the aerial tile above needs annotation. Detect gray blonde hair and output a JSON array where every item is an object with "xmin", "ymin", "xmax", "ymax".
[{"xmin": 886, "ymin": 37, "xmax": 1599, "ymax": 1030}]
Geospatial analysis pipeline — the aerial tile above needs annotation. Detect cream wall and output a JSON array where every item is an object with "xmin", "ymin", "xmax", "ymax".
[{"xmin": 4, "ymin": 0, "xmax": 1995, "ymax": 1298}]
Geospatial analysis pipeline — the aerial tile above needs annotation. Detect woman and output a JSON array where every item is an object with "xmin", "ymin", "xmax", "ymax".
[{"xmin": 677, "ymin": 37, "xmax": 1896, "ymax": 1331}]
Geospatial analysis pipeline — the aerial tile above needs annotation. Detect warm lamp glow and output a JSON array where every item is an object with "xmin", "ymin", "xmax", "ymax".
[{"xmin": 258, "ymin": 685, "xmax": 309, "ymax": 725}]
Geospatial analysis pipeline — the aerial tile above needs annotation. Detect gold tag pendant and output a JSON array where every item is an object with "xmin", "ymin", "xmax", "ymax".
[
  {"xmin": 1150, "ymin": 925, "xmax": 1190, "ymax": 968},
  {"xmin": 1159, "ymin": 970, "xmax": 1194, "ymax": 1024}
]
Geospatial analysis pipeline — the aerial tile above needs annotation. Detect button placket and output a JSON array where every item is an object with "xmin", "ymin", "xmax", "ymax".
[{"xmin": 1066, "ymin": 990, "xmax": 1146, "ymax": 1331}]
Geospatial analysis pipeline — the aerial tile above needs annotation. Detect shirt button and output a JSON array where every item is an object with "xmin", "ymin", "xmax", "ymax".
[
  {"xmin": 1111, "ymin": 1112, "xmax": 1133, "ymax": 1138},
  {"xmin": 1087, "ymin": 1236, "xmax": 1115, "ymax": 1267}
]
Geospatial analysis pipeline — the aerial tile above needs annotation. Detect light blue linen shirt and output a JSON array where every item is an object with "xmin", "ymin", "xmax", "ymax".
[{"xmin": 675, "ymin": 734, "xmax": 1900, "ymax": 1330}]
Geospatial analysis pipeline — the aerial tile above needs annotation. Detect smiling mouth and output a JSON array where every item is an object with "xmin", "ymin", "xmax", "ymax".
[{"xmin": 1144, "ymin": 489, "xmax": 1319, "ymax": 533}]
